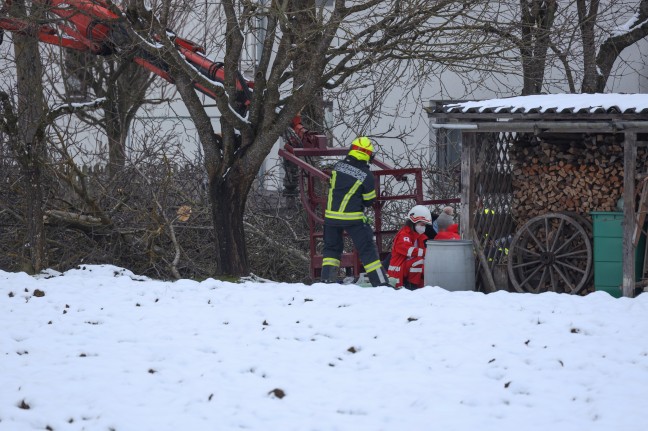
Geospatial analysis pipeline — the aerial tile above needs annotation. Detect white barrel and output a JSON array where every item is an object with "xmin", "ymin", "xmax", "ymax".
[{"xmin": 424, "ymin": 240, "xmax": 475, "ymax": 291}]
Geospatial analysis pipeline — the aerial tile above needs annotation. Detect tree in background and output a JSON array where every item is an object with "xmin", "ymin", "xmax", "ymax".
[
  {"xmin": 1, "ymin": 1, "xmax": 105, "ymax": 272},
  {"xmin": 483, "ymin": 0, "xmax": 648, "ymax": 95},
  {"xmin": 579, "ymin": 0, "xmax": 648, "ymax": 93},
  {"xmin": 48, "ymin": 1, "xmax": 196, "ymax": 177},
  {"xmin": 59, "ymin": 50, "xmax": 155, "ymax": 177}
]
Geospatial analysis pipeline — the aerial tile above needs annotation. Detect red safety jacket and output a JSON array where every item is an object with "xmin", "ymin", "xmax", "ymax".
[{"xmin": 388, "ymin": 225, "xmax": 427, "ymax": 288}]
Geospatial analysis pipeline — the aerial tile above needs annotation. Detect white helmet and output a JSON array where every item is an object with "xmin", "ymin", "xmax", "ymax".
[{"xmin": 408, "ymin": 205, "xmax": 432, "ymax": 224}]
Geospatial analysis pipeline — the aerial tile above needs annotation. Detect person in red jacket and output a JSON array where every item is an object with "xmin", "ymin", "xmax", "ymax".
[
  {"xmin": 434, "ymin": 212, "xmax": 461, "ymax": 240},
  {"xmin": 387, "ymin": 205, "xmax": 432, "ymax": 290}
]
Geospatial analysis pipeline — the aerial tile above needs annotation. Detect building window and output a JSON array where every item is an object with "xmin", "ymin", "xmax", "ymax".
[{"xmin": 436, "ymin": 128, "xmax": 462, "ymax": 170}]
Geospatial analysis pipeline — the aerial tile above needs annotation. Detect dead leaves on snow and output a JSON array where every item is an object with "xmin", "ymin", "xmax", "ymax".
[{"xmin": 268, "ymin": 388, "xmax": 285, "ymax": 399}]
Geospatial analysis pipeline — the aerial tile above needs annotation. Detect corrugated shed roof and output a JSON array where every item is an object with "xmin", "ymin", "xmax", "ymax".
[{"xmin": 432, "ymin": 93, "xmax": 648, "ymax": 115}]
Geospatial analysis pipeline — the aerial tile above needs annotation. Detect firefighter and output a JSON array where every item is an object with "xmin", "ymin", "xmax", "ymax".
[
  {"xmin": 388, "ymin": 205, "xmax": 432, "ymax": 289},
  {"xmin": 320, "ymin": 137, "xmax": 391, "ymax": 287}
]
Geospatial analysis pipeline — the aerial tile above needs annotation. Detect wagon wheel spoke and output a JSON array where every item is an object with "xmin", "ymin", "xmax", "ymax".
[
  {"xmin": 553, "ymin": 231, "xmax": 581, "ymax": 255},
  {"xmin": 555, "ymin": 260, "xmax": 586, "ymax": 274},
  {"xmin": 549, "ymin": 266, "xmax": 557, "ymax": 292},
  {"xmin": 535, "ymin": 267, "xmax": 549, "ymax": 293},
  {"xmin": 549, "ymin": 219, "xmax": 565, "ymax": 252},
  {"xmin": 518, "ymin": 263, "xmax": 545, "ymax": 289},
  {"xmin": 511, "ymin": 245, "xmax": 541, "ymax": 257},
  {"xmin": 525, "ymin": 225, "xmax": 547, "ymax": 253},
  {"xmin": 512, "ymin": 259, "xmax": 543, "ymax": 270},
  {"xmin": 552, "ymin": 263, "xmax": 575, "ymax": 289},
  {"xmin": 556, "ymin": 250, "xmax": 589, "ymax": 259}
]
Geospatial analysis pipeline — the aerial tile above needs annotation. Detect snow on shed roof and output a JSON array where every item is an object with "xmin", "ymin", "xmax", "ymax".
[{"xmin": 436, "ymin": 93, "xmax": 648, "ymax": 115}]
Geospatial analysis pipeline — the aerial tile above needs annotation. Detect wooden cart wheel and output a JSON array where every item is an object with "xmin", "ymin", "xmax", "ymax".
[{"xmin": 507, "ymin": 213, "xmax": 592, "ymax": 294}]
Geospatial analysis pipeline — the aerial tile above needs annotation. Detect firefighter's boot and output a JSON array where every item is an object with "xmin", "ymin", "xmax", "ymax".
[{"xmin": 320, "ymin": 265, "xmax": 339, "ymax": 283}]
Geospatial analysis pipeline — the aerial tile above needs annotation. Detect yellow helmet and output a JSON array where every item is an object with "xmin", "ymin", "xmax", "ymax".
[{"xmin": 348, "ymin": 136, "xmax": 374, "ymax": 162}]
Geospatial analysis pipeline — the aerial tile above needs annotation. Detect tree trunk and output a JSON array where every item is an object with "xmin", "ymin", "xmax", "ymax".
[
  {"xmin": 11, "ymin": 0, "xmax": 47, "ymax": 273},
  {"xmin": 169, "ymin": 72, "xmax": 263, "ymax": 277},
  {"xmin": 577, "ymin": 0, "xmax": 600, "ymax": 93},
  {"xmin": 208, "ymin": 164, "xmax": 255, "ymax": 276},
  {"xmin": 105, "ymin": 101, "xmax": 127, "ymax": 176},
  {"xmin": 103, "ymin": 61, "xmax": 150, "ymax": 177},
  {"xmin": 23, "ymin": 165, "xmax": 45, "ymax": 272},
  {"xmin": 520, "ymin": 0, "xmax": 557, "ymax": 95}
]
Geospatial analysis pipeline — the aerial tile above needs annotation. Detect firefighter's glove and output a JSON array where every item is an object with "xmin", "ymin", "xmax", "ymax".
[{"xmin": 362, "ymin": 215, "xmax": 373, "ymax": 225}]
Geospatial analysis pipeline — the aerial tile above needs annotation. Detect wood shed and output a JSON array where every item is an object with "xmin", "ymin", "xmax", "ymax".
[{"xmin": 426, "ymin": 94, "xmax": 648, "ymax": 298}]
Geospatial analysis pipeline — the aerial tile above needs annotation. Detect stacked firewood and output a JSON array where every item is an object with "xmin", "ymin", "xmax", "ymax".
[{"xmin": 510, "ymin": 133, "xmax": 648, "ymax": 224}]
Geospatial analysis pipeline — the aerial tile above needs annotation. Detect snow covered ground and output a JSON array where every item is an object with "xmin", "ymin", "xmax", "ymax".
[{"xmin": 1, "ymin": 264, "xmax": 647, "ymax": 431}]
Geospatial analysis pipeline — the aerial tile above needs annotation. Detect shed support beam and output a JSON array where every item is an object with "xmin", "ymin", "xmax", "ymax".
[
  {"xmin": 460, "ymin": 132, "xmax": 476, "ymax": 237},
  {"xmin": 623, "ymin": 132, "xmax": 637, "ymax": 297}
]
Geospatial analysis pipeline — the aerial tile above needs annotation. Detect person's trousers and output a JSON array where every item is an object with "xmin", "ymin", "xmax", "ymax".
[{"xmin": 320, "ymin": 223, "xmax": 388, "ymax": 286}]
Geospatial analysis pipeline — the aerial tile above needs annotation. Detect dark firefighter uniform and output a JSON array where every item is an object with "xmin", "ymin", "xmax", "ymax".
[{"xmin": 320, "ymin": 137, "xmax": 391, "ymax": 287}]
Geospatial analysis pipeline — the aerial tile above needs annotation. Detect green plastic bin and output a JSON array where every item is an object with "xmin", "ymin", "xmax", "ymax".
[{"xmin": 591, "ymin": 212, "xmax": 646, "ymax": 297}]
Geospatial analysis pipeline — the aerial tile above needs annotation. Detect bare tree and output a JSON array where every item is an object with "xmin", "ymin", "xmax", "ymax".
[
  {"xmin": 580, "ymin": 0, "xmax": 648, "ymax": 92},
  {"xmin": 43, "ymin": 1, "xmax": 195, "ymax": 177},
  {"xmin": 0, "ymin": 1, "xmax": 48, "ymax": 272},
  {"xmin": 482, "ymin": 1, "xmax": 560, "ymax": 95},
  {"xmin": 59, "ymin": 51, "xmax": 156, "ymax": 176},
  {"xmin": 0, "ymin": 1, "xmax": 107, "ymax": 272},
  {"xmin": 117, "ymin": 0, "xmax": 501, "ymax": 277},
  {"xmin": 482, "ymin": 0, "xmax": 648, "ymax": 94}
]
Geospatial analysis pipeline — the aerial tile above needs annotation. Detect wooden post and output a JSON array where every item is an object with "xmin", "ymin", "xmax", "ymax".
[
  {"xmin": 460, "ymin": 132, "xmax": 476, "ymax": 238},
  {"xmin": 623, "ymin": 132, "xmax": 637, "ymax": 297}
]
